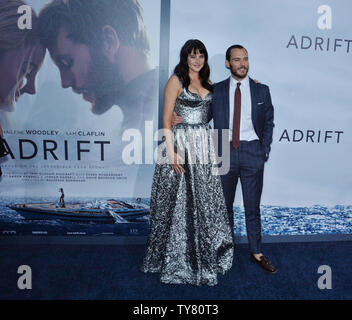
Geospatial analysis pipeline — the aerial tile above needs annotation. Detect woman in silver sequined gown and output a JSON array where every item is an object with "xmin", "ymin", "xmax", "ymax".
[{"xmin": 141, "ymin": 40, "xmax": 233, "ymax": 286}]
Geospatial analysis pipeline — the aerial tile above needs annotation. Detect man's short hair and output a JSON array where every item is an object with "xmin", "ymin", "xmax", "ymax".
[
  {"xmin": 225, "ymin": 44, "xmax": 247, "ymax": 61},
  {"xmin": 38, "ymin": 0, "xmax": 150, "ymax": 56}
]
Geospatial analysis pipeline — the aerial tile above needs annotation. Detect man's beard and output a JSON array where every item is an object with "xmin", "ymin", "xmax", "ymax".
[
  {"xmin": 230, "ymin": 65, "xmax": 249, "ymax": 79},
  {"xmin": 85, "ymin": 49, "xmax": 125, "ymax": 115}
]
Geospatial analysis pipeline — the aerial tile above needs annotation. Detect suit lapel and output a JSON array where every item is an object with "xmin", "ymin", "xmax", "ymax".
[
  {"xmin": 249, "ymin": 77, "xmax": 258, "ymax": 125},
  {"xmin": 223, "ymin": 77, "xmax": 231, "ymax": 129}
]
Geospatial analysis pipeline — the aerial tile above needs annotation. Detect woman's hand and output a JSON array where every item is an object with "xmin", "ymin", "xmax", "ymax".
[{"xmin": 170, "ymin": 152, "xmax": 185, "ymax": 175}]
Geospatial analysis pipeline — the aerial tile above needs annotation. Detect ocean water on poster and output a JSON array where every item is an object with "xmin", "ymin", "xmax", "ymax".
[
  {"xmin": 0, "ymin": 196, "xmax": 351, "ymax": 236},
  {"xmin": 0, "ymin": 197, "xmax": 150, "ymax": 236}
]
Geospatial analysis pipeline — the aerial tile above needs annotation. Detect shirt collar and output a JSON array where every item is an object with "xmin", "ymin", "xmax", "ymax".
[{"xmin": 230, "ymin": 75, "xmax": 249, "ymax": 87}]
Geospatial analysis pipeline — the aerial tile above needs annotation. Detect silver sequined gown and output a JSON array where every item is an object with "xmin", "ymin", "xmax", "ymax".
[{"xmin": 141, "ymin": 82, "xmax": 234, "ymax": 286}]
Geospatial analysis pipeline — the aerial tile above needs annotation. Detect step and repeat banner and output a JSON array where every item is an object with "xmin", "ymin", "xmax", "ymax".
[{"xmin": 0, "ymin": 0, "xmax": 351, "ymax": 238}]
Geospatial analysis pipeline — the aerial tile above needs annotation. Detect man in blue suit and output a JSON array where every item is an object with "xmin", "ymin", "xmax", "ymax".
[
  {"xmin": 172, "ymin": 44, "xmax": 277, "ymax": 273},
  {"xmin": 212, "ymin": 45, "xmax": 276, "ymax": 273}
]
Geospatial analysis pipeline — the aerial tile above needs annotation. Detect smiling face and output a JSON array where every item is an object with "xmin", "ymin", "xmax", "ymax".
[
  {"xmin": 226, "ymin": 48, "xmax": 249, "ymax": 80},
  {"xmin": 187, "ymin": 49, "xmax": 205, "ymax": 74},
  {"xmin": 49, "ymin": 27, "xmax": 123, "ymax": 115},
  {"xmin": 0, "ymin": 44, "xmax": 45, "ymax": 111}
]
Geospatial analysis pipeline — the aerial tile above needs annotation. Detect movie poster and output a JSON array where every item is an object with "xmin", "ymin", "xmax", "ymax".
[{"xmin": 0, "ymin": 0, "xmax": 161, "ymax": 236}]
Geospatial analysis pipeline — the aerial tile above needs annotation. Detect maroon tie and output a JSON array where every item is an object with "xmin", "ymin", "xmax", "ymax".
[{"xmin": 232, "ymin": 82, "xmax": 241, "ymax": 149}]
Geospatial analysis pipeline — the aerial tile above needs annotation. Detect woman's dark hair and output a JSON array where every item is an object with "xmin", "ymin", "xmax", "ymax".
[{"xmin": 174, "ymin": 39, "xmax": 213, "ymax": 93}]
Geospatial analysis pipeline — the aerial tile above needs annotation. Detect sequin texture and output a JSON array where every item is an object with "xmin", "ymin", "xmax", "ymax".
[{"xmin": 141, "ymin": 85, "xmax": 234, "ymax": 286}]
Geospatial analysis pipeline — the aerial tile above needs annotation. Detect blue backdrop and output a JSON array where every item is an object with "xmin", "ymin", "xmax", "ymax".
[{"xmin": 0, "ymin": 0, "xmax": 351, "ymax": 240}]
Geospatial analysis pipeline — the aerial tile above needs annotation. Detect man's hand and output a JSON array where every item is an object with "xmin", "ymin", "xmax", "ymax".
[{"xmin": 171, "ymin": 112, "xmax": 184, "ymax": 126}]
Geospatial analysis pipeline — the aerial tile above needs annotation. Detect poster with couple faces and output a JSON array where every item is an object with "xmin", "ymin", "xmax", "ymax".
[
  {"xmin": 0, "ymin": 0, "xmax": 161, "ymax": 236},
  {"xmin": 0, "ymin": 0, "xmax": 351, "ymax": 238}
]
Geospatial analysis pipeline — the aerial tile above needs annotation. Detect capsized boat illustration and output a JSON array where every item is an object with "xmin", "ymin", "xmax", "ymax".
[{"xmin": 8, "ymin": 199, "xmax": 150, "ymax": 223}]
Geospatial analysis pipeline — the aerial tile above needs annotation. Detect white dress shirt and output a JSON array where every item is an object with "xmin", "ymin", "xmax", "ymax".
[{"xmin": 229, "ymin": 75, "xmax": 259, "ymax": 141}]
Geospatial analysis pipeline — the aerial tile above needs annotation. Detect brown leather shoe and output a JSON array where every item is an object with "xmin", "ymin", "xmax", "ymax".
[{"xmin": 250, "ymin": 254, "xmax": 277, "ymax": 274}]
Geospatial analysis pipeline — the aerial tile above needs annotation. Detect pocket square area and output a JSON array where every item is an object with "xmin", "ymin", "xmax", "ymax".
[{"xmin": 257, "ymin": 102, "xmax": 264, "ymax": 105}]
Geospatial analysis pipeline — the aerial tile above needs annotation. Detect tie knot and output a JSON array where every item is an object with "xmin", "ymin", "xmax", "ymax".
[{"xmin": 237, "ymin": 82, "xmax": 241, "ymax": 88}]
